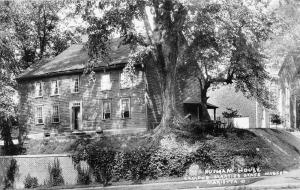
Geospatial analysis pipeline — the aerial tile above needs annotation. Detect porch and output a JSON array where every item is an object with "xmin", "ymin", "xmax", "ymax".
[{"xmin": 183, "ymin": 97, "xmax": 218, "ymax": 121}]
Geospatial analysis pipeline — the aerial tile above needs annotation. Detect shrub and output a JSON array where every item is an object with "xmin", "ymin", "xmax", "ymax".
[
  {"xmin": 24, "ymin": 174, "xmax": 38, "ymax": 189},
  {"xmin": 45, "ymin": 158, "xmax": 64, "ymax": 187},
  {"xmin": 0, "ymin": 116, "xmax": 22, "ymax": 155},
  {"xmin": 190, "ymin": 143, "xmax": 214, "ymax": 168},
  {"xmin": 270, "ymin": 114, "xmax": 283, "ymax": 126},
  {"xmin": 72, "ymin": 137, "xmax": 121, "ymax": 186},
  {"xmin": 4, "ymin": 158, "xmax": 18, "ymax": 189},
  {"xmin": 222, "ymin": 108, "xmax": 241, "ymax": 118},
  {"xmin": 76, "ymin": 164, "xmax": 91, "ymax": 185},
  {"xmin": 111, "ymin": 151, "xmax": 126, "ymax": 181},
  {"xmin": 111, "ymin": 148, "xmax": 152, "ymax": 183},
  {"xmin": 122, "ymin": 147, "xmax": 153, "ymax": 183},
  {"xmin": 149, "ymin": 134, "xmax": 199, "ymax": 178}
]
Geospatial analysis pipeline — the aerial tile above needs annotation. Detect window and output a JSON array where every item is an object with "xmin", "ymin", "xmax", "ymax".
[
  {"xmin": 35, "ymin": 82, "xmax": 43, "ymax": 97},
  {"xmin": 51, "ymin": 80, "xmax": 59, "ymax": 95},
  {"xmin": 102, "ymin": 100, "xmax": 111, "ymax": 119},
  {"xmin": 52, "ymin": 105, "xmax": 60, "ymax": 123},
  {"xmin": 121, "ymin": 98, "xmax": 130, "ymax": 119},
  {"xmin": 100, "ymin": 74, "xmax": 112, "ymax": 90},
  {"xmin": 72, "ymin": 77, "xmax": 79, "ymax": 93},
  {"xmin": 36, "ymin": 106, "xmax": 43, "ymax": 124}
]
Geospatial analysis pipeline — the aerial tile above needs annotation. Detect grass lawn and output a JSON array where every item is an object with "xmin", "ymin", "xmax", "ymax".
[{"xmin": 23, "ymin": 137, "xmax": 77, "ymax": 155}]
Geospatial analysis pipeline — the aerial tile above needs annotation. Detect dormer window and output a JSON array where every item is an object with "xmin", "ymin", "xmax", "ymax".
[
  {"xmin": 51, "ymin": 80, "xmax": 59, "ymax": 96},
  {"xmin": 71, "ymin": 77, "xmax": 79, "ymax": 93},
  {"xmin": 100, "ymin": 74, "xmax": 112, "ymax": 91},
  {"xmin": 35, "ymin": 82, "xmax": 43, "ymax": 97}
]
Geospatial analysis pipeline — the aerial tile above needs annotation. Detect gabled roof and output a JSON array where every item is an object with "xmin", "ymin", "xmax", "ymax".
[{"xmin": 17, "ymin": 39, "xmax": 130, "ymax": 80}]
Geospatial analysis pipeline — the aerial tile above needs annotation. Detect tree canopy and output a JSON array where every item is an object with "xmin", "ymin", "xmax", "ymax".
[
  {"xmin": 0, "ymin": 0, "xmax": 287, "ymax": 134},
  {"xmin": 80, "ymin": 0, "xmax": 277, "ymax": 127},
  {"xmin": 0, "ymin": 0, "xmax": 84, "ymax": 115},
  {"xmin": 0, "ymin": 0, "xmax": 85, "ymax": 146},
  {"xmin": 185, "ymin": 0, "xmax": 277, "ymax": 113}
]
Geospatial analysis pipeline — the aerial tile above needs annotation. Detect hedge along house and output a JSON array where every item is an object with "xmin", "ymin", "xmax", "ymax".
[{"xmin": 17, "ymin": 39, "xmax": 204, "ymax": 136}]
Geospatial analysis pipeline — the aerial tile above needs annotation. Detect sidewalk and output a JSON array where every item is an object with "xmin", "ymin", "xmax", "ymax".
[
  {"xmin": 39, "ymin": 175, "xmax": 300, "ymax": 190},
  {"xmin": 247, "ymin": 166, "xmax": 300, "ymax": 188}
]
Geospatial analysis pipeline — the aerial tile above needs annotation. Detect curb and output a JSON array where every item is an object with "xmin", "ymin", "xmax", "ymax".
[{"xmin": 51, "ymin": 181, "xmax": 300, "ymax": 190}]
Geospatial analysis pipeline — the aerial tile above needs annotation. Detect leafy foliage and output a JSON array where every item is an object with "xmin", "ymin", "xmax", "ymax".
[
  {"xmin": 149, "ymin": 134, "xmax": 197, "ymax": 178},
  {"xmin": 112, "ymin": 147, "xmax": 153, "ymax": 183},
  {"xmin": 78, "ymin": 0, "xmax": 278, "ymax": 126},
  {"xmin": 76, "ymin": 164, "xmax": 92, "ymax": 185},
  {"xmin": 72, "ymin": 137, "xmax": 120, "ymax": 186},
  {"xmin": 24, "ymin": 174, "xmax": 39, "ymax": 189},
  {"xmin": 0, "ymin": 115, "xmax": 24, "ymax": 155},
  {"xmin": 184, "ymin": 0, "xmax": 277, "ymax": 109},
  {"xmin": 270, "ymin": 114, "xmax": 283, "ymax": 125},
  {"xmin": 0, "ymin": 0, "xmax": 85, "ymax": 144},
  {"xmin": 3, "ymin": 159, "xmax": 18, "ymax": 190},
  {"xmin": 45, "ymin": 158, "xmax": 65, "ymax": 187},
  {"xmin": 222, "ymin": 108, "xmax": 241, "ymax": 119}
]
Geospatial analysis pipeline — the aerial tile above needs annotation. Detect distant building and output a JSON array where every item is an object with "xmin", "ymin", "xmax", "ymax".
[
  {"xmin": 16, "ymin": 39, "xmax": 204, "ymax": 136},
  {"xmin": 208, "ymin": 84, "xmax": 259, "ymax": 128},
  {"xmin": 278, "ymin": 49, "xmax": 300, "ymax": 130},
  {"xmin": 208, "ymin": 63, "xmax": 282, "ymax": 129}
]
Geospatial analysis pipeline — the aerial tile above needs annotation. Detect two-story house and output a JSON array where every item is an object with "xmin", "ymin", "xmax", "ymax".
[
  {"xmin": 17, "ymin": 39, "xmax": 203, "ymax": 136},
  {"xmin": 278, "ymin": 48, "xmax": 300, "ymax": 130}
]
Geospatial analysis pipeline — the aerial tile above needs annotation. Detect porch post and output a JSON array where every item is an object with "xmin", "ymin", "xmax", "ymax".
[
  {"xmin": 197, "ymin": 105, "xmax": 200, "ymax": 120},
  {"xmin": 214, "ymin": 108, "xmax": 216, "ymax": 121}
]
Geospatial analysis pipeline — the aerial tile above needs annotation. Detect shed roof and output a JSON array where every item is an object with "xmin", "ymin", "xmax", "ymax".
[{"xmin": 17, "ymin": 39, "xmax": 130, "ymax": 80}]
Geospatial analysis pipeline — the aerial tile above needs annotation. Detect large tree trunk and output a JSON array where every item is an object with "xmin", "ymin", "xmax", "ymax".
[
  {"xmin": 151, "ymin": 1, "xmax": 187, "ymax": 135},
  {"xmin": 200, "ymin": 87, "xmax": 212, "ymax": 121},
  {"xmin": 160, "ymin": 69, "xmax": 177, "ymax": 129},
  {"xmin": 154, "ymin": 36, "xmax": 180, "ymax": 134}
]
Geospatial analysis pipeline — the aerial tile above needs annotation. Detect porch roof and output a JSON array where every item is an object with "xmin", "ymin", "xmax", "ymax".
[{"xmin": 183, "ymin": 97, "xmax": 218, "ymax": 109}]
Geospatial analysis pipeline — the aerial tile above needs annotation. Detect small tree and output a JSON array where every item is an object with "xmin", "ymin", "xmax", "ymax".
[
  {"xmin": 76, "ymin": 164, "xmax": 91, "ymax": 185},
  {"xmin": 45, "ymin": 158, "xmax": 64, "ymax": 187},
  {"xmin": 222, "ymin": 108, "xmax": 241, "ymax": 128},
  {"xmin": 270, "ymin": 114, "xmax": 282, "ymax": 128},
  {"xmin": 0, "ymin": 116, "xmax": 18, "ymax": 155},
  {"xmin": 222, "ymin": 108, "xmax": 241, "ymax": 119},
  {"xmin": 4, "ymin": 159, "xmax": 18, "ymax": 190},
  {"xmin": 24, "ymin": 174, "xmax": 38, "ymax": 189}
]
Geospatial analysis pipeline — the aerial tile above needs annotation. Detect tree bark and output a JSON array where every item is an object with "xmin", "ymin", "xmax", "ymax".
[{"xmin": 200, "ymin": 84, "xmax": 212, "ymax": 121}]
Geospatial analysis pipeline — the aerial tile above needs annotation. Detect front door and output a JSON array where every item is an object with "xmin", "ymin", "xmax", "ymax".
[
  {"xmin": 73, "ymin": 106, "xmax": 80, "ymax": 130},
  {"xmin": 184, "ymin": 104, "xmax": 199, "ymax": 121}
]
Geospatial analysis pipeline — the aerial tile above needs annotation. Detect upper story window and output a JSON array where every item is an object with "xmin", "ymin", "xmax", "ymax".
[
  {"xmin": 102, "ymin": 100, "xmax": 111, "ymax": 120},
  {"xmin": 120, "ymin": 98, "xmax": 130, "ymax": 119},
  {"xmin": 52, "ymin": 105, "xmax": 60, "ymax": 123},
  {"xmin": 36, "ymin": 105, "xmax": 44, "ymax": 124},
  {"xmin": 100, "ymin": 73, "xmax": 112, "ymax": 91},
  {"xmin": 51, "ymin": 80, "xmax": 59, "ymax": 96},
  {"xmin": 35, "ymin": 82, "xmax": 43, "ymax": 97},
  {"xmin": 71, "ymin": 77, "xmax": 79, "ymax": 93}
]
